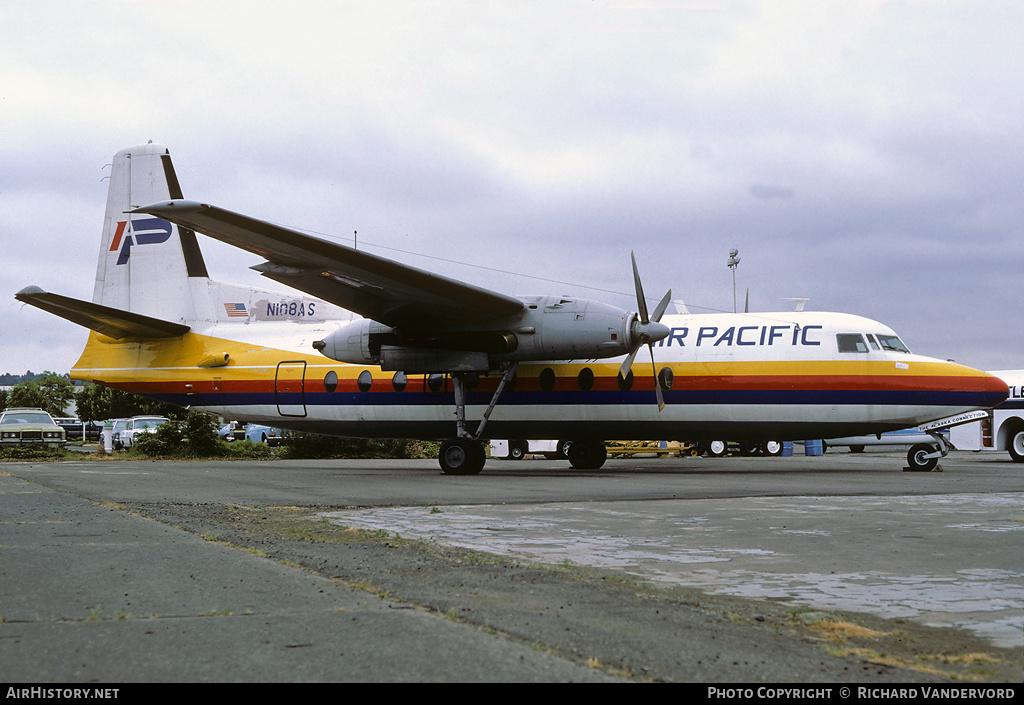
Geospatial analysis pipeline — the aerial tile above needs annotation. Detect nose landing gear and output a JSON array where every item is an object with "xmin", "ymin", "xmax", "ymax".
[{"xmin": 906, "ymin": 431, "xmax": 951, "ymax": 472}]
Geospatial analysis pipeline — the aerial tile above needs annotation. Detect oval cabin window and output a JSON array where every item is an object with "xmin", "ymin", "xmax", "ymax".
[
  {"xmin": 658, "ymin": 367, "xmax": 674, "ymax": 391},
  {"xmin": 539, "ymin": 367, "xmax": 557, "ymax": 392},
  {"xmin": 617, "ymin": 370, "xmax": 633, "ymax": 391},
  {"xmin": 577, "ymin": 367, "xmax": 594, "ymax": 392},
  {"xmin": 324, "ymin": 371, "xmax": 338, "ymax": 393},
  {"xmin": 392, "ymin": 371, "xmax": 407, "ymax": 392},
  {"xmin": 357, "ymin": 370, "xmax": 373, "ymax": 393}
]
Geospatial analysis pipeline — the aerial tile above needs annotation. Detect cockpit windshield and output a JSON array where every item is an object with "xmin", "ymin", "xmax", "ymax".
[
  {"xmin": 876, "ymin": 334, "xmax": 910, "ymax": 353},
  {"xmin": 836, "ymin": 333, "xmax": 911, "ymax": 354}
]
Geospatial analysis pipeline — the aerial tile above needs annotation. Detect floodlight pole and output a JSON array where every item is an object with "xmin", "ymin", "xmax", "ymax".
[{"xmin": 727, "ymin": 249, "xmax": 740, "ymax": 313}]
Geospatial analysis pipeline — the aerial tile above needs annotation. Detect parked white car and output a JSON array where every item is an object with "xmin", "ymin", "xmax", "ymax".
[{"xmin": 117, "ymin": 416, "xmax": 168, "ymax": 449}]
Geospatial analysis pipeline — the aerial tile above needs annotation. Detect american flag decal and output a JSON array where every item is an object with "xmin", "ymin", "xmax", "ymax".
[{"xmin": 224, "ymin": 303, "xmax": 248, "ymax": 317}]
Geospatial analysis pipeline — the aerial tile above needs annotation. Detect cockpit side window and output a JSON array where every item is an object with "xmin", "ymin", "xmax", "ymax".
[
  {"xmin": 865, "ymin": 334, "xmax": 880, "ymax": 350},
  {"xmin": 836, "ymin": 333, "xmax": 869, "ymax": 353},
  {"xmin": 876, "ymin": 334, "xmax": 910, "ymax": 353}
]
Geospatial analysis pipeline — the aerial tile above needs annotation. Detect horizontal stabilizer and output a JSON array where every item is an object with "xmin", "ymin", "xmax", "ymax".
[{"xmin": 16, "ymin": 286, "xmax": 190, "ymax": 339}]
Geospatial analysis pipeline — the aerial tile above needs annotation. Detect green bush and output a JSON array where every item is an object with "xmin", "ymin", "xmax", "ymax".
[
  {"xmin": 0, "ymin": 445, "xmax": 69, "ymax": 461},
  {"xmin": 277, "ymin": 434, "xmax": 437, "ymax": 460},
  {"xmin": 129, "ymin": 412, "xmax": 222, "ymax": 458},
  {"xmin": 116, "ymin": 411, "xmax": 441, "ymax": 461},
  {"xmin": 221, "ymin": 439, "xmax": 277, "ymax": 460}
]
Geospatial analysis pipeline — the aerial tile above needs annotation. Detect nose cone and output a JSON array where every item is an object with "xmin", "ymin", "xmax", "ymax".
[
  {"xmin": 975, "ymin": 369, "xmax": 1010, "ymax": 407},
  {"xmin": 935, "ymin": 363, "xmax": 1009, "ymax": 411}
]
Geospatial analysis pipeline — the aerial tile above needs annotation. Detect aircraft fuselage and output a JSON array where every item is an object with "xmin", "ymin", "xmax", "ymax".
[{"xmin": 70, "ymin": 310, "xmax": 1007, "ymax": 444}]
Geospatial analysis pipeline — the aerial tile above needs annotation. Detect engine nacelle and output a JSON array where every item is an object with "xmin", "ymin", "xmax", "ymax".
[
  {"xmin": 312, "ymin": 295, "xmax": 669, "ymax": 370},
  {"xmin": 499, "ymin": 296, "xmax": 636, "ymax": 361},
  {"xmin": 312, "ymin": 319, "xmax": 393, "ymax": 365}
]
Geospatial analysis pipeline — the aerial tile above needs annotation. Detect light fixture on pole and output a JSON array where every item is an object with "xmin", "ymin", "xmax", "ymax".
[{"xmin": 727, "ymin": 249, "xmax": 740, "ymax": 313}]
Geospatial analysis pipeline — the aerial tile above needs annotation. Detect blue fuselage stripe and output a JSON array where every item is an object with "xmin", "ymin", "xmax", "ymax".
[{"xmin": 142, "ymin": 388, "xmax": 1006, "ymax": 410}]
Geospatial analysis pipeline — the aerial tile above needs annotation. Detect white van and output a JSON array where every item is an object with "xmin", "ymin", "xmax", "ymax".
[{"xmin": 950, "ymin": 370, "xmax": 1024, "ymax": 462}]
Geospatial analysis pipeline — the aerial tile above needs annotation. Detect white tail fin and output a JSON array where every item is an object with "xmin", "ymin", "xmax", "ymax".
[
  {"xmin": 93, "ymin": 142, "xmax": 209, "ymax": 323},
  {"xmin": 19, "ymin": 143, "xmax": 351, "ymax": 338}
]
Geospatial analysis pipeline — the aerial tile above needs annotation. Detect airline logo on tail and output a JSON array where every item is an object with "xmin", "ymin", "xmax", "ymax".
[{"xmin": 109, "ymin": 218, "xmax": 173, "ymax": 265}]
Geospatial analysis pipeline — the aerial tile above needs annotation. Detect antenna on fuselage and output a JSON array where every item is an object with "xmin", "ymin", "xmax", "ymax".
[{"xmin": 783, "ymin": 298, "xmax": 809, "ymax": 312}]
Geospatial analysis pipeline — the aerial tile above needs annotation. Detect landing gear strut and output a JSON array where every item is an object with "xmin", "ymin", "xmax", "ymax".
[{"xmin": 438, "ymin": 363, "xmax": 518, "ymax": 476}]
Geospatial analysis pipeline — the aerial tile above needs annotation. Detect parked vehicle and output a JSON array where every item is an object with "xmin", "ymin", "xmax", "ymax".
[
  {"xmin": 699, "ymin": 440, "xmax": 783, "ymax": 457},
  {"xmin": 108, "ymin": 418, "xmax": 129, "ymax": 450},
  {"xmin": 53, "ymin": 417, "xmax": 104, "ymax": 442},
  {"xmin": 0, "ymin": 408, "xmax": 66, "ymax": 447},
  {"xmin": 489, "ymin": 439, "xmax": 569, "ymax": 460},
  {"xmin": 218, "ymin": 421, "xmax": 246, "ymax": 442},
  {"xmin": 951, "ymin": 369, "xmax": 1024, "ymax": 462},
  {"xmin": 245, "ymin": 424, "xmax": 287, "ymax": 446},
  {"xmin": 117, "ymin": 416, "xmax": 168, "ymax": 449}
]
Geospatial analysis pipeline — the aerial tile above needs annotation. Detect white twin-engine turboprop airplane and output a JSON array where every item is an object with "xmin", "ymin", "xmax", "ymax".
[{"xmin": 16, "ymin": 143, "xmax": 1008, "ymax": 474}]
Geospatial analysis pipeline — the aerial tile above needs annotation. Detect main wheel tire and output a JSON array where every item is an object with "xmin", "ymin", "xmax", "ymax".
[
  {"xmin": 762, "ymin": 440, "xmax": 783, "ymax": 456},
  {"xmin": 1008, "ymin": 430, "xmax": 1024, "ymax": 463},
  {"xmin": 706, "ymin": 440, "xmax": 728, "ymax": 457},
  {"xmin": 907, "ymin": 443, "xmax": 939, "ymax": 471},
  {"xmin": 567, "ymin": 441, "xmax": 607, "ymax": 470},
  {"xmin": 439, "ymin": 438, "xmax": 485, "ymax": 475},
  {"xmin": 556, "ymin": 439, "xmax": 572, "ymax": 460}
]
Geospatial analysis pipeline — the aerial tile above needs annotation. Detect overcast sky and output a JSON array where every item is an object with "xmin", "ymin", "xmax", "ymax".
[{"xmin": 3, "ymin": 0, "xmax": 1022, "ymax": 376}]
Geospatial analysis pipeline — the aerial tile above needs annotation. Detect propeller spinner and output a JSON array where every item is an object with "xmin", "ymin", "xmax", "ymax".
[{"xmin": 619, "ymin": 252, "xmax": 672, "ymax": 410}]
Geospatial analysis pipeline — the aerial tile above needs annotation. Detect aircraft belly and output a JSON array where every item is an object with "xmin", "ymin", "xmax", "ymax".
[{"xmin": 198, "ymin": 400, "xmax": 974, "ymax": 442}]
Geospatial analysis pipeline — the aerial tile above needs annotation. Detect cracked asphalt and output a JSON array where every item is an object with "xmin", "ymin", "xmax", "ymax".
[{"xmin": 2, "ymin": 452, "xmax": 1022, "ymax": 683}]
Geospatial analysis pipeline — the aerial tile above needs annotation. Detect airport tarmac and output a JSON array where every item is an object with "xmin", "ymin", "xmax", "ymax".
[{"xmin": 1, "ymin": 449, "xmax": 1022, "ymax": 683}]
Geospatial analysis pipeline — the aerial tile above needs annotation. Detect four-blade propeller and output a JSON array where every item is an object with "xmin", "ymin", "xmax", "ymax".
[{"xmin": 619, "ymin": 252, "xmax": 672, "ymax": 410}]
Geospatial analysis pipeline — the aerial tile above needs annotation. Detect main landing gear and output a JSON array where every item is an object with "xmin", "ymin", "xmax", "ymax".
[
  {"xmin": 435, "ymin": 364, "xmax": 611, "ymax": 475},
  {"xmin": 438, "ymin": 363, "xmax": 518, "ymax": 476}
]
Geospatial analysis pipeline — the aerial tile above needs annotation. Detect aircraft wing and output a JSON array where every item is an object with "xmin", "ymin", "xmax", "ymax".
[{"xmin": 133, "ymin": 200, "xmax": 525, "ymax": 328}]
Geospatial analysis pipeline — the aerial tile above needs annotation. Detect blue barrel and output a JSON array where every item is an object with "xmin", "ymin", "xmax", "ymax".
[
  {"xmin": 804, "ymin": 440, "xmax": 823, "ymax": 456},
  {"xmin": 781, "ymin": 441, "xmax": 794, "ymax": 457}
]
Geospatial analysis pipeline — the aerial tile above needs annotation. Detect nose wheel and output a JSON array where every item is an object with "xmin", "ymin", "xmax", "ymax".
[{"xmin": 905, "ymin": 431, "xmax": 950, "ymax": 472}]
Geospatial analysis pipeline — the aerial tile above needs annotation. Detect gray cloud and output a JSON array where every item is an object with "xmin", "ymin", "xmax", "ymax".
[{"xmin": 2, "ymin": 1, "xmax": 1023, "ymax": 373}]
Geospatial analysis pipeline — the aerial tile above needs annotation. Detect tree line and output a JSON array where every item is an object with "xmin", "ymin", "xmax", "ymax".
[
  {"xmin": 0, "ymin": 372, "xmax": 179, "ymax": 421},
  {"xmin": 0, "ymin": 371, "xmax": 57, "ymax": 386},
  {"xmin": 1, "ymin": 372, "xmax": 434, "ymax": 459}
]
